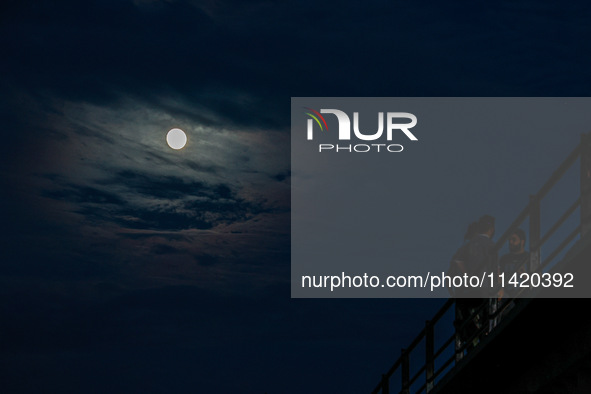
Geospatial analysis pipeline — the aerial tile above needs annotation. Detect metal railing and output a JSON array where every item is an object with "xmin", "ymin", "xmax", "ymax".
[{"xmin": 371, "ymin": 133, "xmax": 591, "ymax": 394}]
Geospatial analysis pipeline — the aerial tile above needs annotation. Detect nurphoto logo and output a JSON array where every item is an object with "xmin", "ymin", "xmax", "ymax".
[{"xmin": 304, "ymin": 107, "xmax": 418, "ymax": 153}]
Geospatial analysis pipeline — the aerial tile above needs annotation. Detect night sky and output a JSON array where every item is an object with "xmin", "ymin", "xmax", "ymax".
[{"xmin": 2, "ymin": 1, "xmax": 591, "ymax": 393}]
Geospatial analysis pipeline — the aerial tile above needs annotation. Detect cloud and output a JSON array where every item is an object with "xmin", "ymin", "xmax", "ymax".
[
  {"xmin": 193, "ymin": 253, "xmax": 219, "ymax": 266},
  {"xmin": 41, "ymin": 168, "xmax": 271, "ymax": 231},
  {"xmin": 43, "ymin": 184, "xmax": 125, "ymax": 205},
  {"xmin": 151, "ymin": 243, "xmax": 181, "ymax": 255},
  {"xmin": 272, "ymin": 170, "xmax": 290, "ymax": 182}
]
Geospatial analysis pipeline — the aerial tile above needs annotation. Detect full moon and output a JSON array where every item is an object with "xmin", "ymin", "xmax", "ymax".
[{"xmin": 166, "ymin": 128, "xmax": 187, "ymax": 150}]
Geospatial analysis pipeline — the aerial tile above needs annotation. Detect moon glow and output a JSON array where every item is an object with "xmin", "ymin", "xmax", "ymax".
[{"xmin": 166, "ymin": 128, "xmax": 187, "ymax": 150}]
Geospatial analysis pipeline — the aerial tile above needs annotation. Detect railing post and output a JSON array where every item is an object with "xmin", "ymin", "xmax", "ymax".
[
  {"xmin": 581, "ymin": 133, "xmax": 591, "ymax": 238},
  {"xmin": 425, "ymin": 320, "xmax": 434, "ymax": 392},
  {"xmin": 381, "ymin": 374, "xmax": 389, "ymax": 394},
  {"xmin": 488, "ymin": 297, "xmax": 497, "ymax": 333},
  {"xmin": 529, "ymin": 195, "xmax": 541, "ymax": 272},
  {"xmin": 453, "ymin": 300, "xmax": 463, "ymax": 363},
  {"xmin": 401, "ymin": 348, "xmax": 410, "ymax": 394}
]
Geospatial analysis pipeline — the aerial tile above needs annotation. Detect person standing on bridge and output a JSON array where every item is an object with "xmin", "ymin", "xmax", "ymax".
[
  {"xmin": 450, "ymin": 215, "xmax": 498, "ymax": 295},
  {"xmin": 500, "ymin": 229, "xmax": 530, "ymax": 284},
  {"xmin": 498, "ymin": 229, "xmax": 530, "ymax": 315},
  {"xmin": 451, "ymin": 215, "xmax": 498, "ymax": 359}
]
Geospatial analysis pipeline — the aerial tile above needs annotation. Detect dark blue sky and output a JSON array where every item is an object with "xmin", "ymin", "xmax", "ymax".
[{"xmin": 1, "ymin": 1, "xmax": 591, "ymax": 392}]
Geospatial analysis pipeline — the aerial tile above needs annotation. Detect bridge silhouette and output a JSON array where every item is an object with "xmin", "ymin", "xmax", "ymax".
[{"xmin": 371, "ymin": 133, "xmax": 591, "ymax": 394}]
